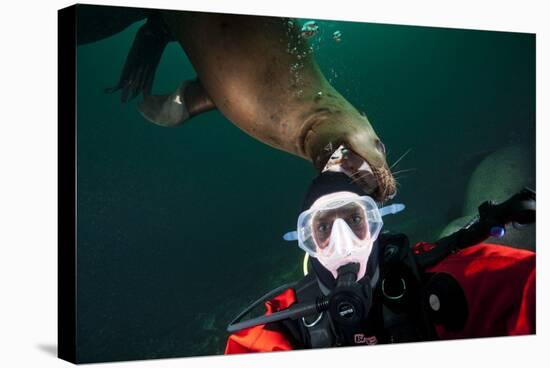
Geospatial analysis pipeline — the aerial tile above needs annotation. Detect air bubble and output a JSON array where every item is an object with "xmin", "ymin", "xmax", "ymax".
[{"xmin": 300, "ymin": 21, "xmax": 319, "ymax": 39}]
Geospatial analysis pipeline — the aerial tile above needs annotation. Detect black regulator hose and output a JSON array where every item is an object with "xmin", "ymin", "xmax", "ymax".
[{"xmin": 226, "ymin": 264, "xmax": 371, "ymax": 333}]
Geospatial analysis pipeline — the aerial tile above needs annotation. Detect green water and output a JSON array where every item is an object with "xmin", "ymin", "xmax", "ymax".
[{"xmin": 75, "ymin": 9, "xmax": 535, "ymax": 363}]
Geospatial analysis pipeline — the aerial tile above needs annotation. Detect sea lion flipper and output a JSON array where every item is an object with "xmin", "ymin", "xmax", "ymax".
[
  {"xmin": 76, "ymin": 5, "xmax": 148, "ymax": 46},
  {"xmin": 106, "ymin": 15, "xmax": 173, "ymax": 102},
  {"xmin": 138, "ymin": 79, "xmax": 216, "ymax": 127}
]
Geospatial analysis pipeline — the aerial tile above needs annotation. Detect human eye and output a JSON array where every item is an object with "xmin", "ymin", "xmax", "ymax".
[{"xmin": 349, "ymin": 214, "xmax": 363, "ymax": 225}]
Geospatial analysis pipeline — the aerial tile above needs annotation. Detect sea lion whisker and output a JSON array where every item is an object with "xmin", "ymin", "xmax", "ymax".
[
  {"xmin": 392, "ymin": 168, "xmax": 417, "ymax": 176},
  {"xmin": 350, "ymin": 172, "xmax": 367, "ymax": 181},
  {"xmin": 394, "ymin": 172, "xmax": 414, "ymax": 182},
  {"xmin": 349, "ymin": 173, "xmax": 365, "ymax": 182},
  {"xmin": 350, "ymin": 173, "xmax": 369, "ymax": 184},
  {"xmin": 389, "ymin": 148, "xmax": 412, "ymax": 170},
  {"xmin": 350, "ymin": 171, "xmax": 366, "ymax": 178}
]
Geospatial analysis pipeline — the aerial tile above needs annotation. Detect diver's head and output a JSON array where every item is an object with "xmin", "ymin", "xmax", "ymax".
[{"xmin": 297, "ymin": 172, "xmax": 383, "ymax": 284}]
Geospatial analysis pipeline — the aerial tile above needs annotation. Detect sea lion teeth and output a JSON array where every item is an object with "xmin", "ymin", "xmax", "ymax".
[{"xmin": 322, "ymin": 146, "xmax": 381, "ymax": 196}]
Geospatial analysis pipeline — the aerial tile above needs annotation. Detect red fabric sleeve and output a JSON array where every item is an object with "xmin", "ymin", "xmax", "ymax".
[
  {"xmin": 225, "ymin": 288, "xmax": 297, "ymax": 354},
  {"xmin": 426, "ymin": 243, "xmax": 535, "ymax": 339}
]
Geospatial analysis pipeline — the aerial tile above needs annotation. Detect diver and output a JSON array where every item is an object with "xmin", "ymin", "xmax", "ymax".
[{"xmin": 224, "ymin": 171, "xmax": 536, "ymax": 353}]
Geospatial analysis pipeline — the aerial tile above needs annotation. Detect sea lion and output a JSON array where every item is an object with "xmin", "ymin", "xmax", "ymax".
[
  {"xmin": 140, "ymin": 11, "xmax": 396, "ymax": 201},
  {"xmin": 78, "ymin": 6, "xmax": 396, "ymax": 200}
]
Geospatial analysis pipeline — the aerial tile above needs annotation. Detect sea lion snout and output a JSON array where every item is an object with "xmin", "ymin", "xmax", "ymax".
[
  {"xmin": 347, "ymin": 133, "xmax": 397, "ymax": 201},
  {"xmin": 305, "ymin": 116, "xmax": 396, "ymax": 202},
  {"xmin": 341, "ymin": 146, "xmax": 397, "ymax": 201}
]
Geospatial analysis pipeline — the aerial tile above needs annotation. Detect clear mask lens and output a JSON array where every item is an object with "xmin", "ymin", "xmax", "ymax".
[
  {"xmin": 312, "ymin": 204, "xmax": 368, "ymax": 250},
  {"xmin": 297, "ymin": 194, "xmax": 383, "ymax": 258}
]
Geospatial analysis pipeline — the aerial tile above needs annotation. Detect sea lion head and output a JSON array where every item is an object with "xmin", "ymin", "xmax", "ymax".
[{"xmin": 301, "ymin": 111, "xmax": 397, "ymax": 202}]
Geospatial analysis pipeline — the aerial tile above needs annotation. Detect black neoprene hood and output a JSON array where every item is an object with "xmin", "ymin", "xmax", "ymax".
[{"xmin": 301, "ymin": 171, "xmax": 367, "ymax": 212}]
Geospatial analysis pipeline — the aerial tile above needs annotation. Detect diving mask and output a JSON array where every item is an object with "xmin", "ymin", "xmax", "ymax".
[{"xmin": 296, "ymin": 192, "xmax": 383, "ymax": 280}]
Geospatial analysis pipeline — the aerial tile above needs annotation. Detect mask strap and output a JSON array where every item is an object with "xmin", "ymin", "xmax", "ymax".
[
  {"xmin": 378, "ymin": 203, "xmax": 406, "ymax": 217},
  {"xmin": 283, "ymin": 231, "xmax": 299, "ymax": 241}
]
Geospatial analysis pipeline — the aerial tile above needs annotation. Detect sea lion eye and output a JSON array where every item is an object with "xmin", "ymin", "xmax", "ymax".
[{"xmin": 376, "ymin": 140, "xmax": 386, "ymax": 155}]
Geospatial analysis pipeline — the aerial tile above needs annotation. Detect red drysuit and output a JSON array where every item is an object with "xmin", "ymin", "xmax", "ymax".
[{"xmin": 225, "ymin": 243, "xmax": 535, "ymax": 354}]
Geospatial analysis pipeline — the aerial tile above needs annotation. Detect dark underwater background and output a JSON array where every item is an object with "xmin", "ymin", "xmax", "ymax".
[{"xmin": 75, "ymin": 6, "xmax": 535, "ymax": 363}]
